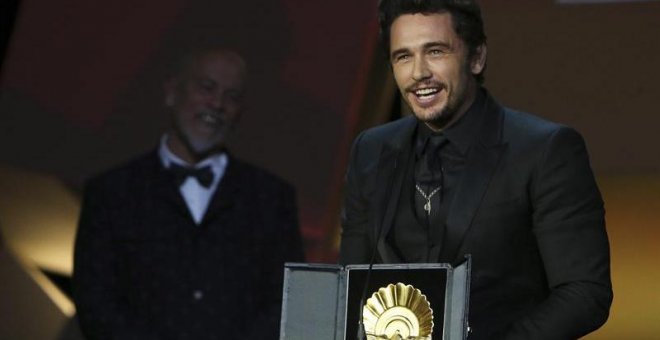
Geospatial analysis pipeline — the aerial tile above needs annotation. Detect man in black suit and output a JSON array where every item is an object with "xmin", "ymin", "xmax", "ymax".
[
  {"xmin": 73, "ymin": 48, "xmax": 304, "ymax": 339},
  {"xmin": 339, "ymin": 1, "xmax": 612, "ymax": 339}
]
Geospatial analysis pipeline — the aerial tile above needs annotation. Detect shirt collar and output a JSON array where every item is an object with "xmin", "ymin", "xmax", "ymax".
[
  {"xmin": 415, "ymin": 88, "xmax": 486, "ymax": 156},
  {"xmin": 158, "ymin": 134, "xmax": 228, "ymax": 179}
]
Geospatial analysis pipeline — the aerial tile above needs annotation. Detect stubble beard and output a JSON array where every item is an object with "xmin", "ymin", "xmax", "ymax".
[
  {"xmin": 417, "ymin": 75, "xmax": 473, "ymax": 130},
  {"xmin": 173, "ymin": 116, "xmax": 228, "ymax": 161},
  {"xmin": 411, "ymin": 85, "xmax": 464, "ymax": 130}
]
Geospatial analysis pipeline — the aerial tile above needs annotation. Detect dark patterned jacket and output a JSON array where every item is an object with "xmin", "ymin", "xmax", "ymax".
[{"xmin": 73, "ymin": 151, "xmax": 304, "ymax": 339}]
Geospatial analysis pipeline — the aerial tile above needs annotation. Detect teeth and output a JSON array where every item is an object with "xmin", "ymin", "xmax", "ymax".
[
  {"xmin": 415, "ymin": 88, "xmax": 439, "ymax": 96},
  {"xmin": 200, "ymin": 112, "xmax": 220, "ymax": 124}
]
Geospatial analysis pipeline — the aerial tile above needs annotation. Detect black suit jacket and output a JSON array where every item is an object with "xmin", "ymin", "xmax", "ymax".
[
  {"xmin": 339, "ymin": 93, "xmax": 612, "ymax": 339},
  {"xmin": 73, "ymin": 151, "xmax": 304, "ymax": 340}
]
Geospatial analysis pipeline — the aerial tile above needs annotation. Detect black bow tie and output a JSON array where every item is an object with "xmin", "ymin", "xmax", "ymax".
[{"xmin": 168, "ymin": 163, "xmax": 214, "ymax": 188}]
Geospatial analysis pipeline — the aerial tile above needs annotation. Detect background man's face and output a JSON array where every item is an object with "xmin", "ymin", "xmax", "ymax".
[
  {"xmin": 165, "ymin": 51, "xmax": 245, "ymax": 157},
  {"xmin": 389, "ymin": 13, "xmax": 483, "ymax": 129}
]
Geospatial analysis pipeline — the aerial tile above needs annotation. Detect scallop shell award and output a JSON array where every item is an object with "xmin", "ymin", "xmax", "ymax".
[{"xmin": 362, "ymin": 282, "xmax": 434, "ymax": 340}]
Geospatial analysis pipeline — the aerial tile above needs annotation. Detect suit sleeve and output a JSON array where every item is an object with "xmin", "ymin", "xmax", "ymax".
[
  {"xmin": 505, "ymin": 127, "xmax": 613, "ymax": 339},
  {"xmin": 339, "ymin": 131, "xmax": 373, "ymax": 265},
  {"xmin": 73, "ymin": 181, "xmax": 159, "ymax": 340},
  {"xmin": 245, "ymin": 181, "xmax": 305, "ymax": 338}
]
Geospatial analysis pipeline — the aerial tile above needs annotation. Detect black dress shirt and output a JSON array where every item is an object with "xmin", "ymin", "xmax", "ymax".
[{"xmin": 391, "ymin": 90, "xmax": 487, "ymax": 262}]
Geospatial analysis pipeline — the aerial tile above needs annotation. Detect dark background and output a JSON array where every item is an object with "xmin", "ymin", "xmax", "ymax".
[{"xmin": 1, "ymin": 0, "xmax": 659, "ymax": 338}]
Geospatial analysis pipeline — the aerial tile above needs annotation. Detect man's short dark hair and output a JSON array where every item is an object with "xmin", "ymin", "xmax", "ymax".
[{"xmin": 378, "ymin": 0, "xmax": 487, "ymax": 84}]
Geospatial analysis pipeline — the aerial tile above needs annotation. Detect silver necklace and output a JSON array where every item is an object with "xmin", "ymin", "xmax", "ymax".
[{"xmin": 415, "ymin": 184, "xmax": 441, "ymax": 215}]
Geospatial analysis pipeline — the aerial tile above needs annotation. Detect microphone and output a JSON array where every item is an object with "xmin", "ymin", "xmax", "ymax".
[
  {"xmin": 356, "ymin": 159, "xmax": 399, "ymax": 339},
  {"xmin": 356, "ymin": 247, "xmax": 378, "ymax": 340}
]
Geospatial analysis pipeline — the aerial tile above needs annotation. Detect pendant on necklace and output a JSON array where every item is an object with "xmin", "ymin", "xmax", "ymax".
[{"xmin": 424, "ymin": 201, "xmax": 431, "ymax": 214}]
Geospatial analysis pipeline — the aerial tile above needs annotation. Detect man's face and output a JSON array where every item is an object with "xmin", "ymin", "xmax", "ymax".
[
  {"xmin": 389, "ymin": 13, "xmax": 485, "ymax": 129},
  {"xmin": 165, "ymin": 51, "xmax": 246, "ymax": 158}
]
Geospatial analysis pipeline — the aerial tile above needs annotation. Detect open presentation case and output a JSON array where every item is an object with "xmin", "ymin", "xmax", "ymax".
[{"xmin": 279, "ymin": 258, "xmax": 471, "ymax": 340}]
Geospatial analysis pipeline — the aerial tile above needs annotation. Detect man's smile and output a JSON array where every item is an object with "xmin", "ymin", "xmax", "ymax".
[
  {"xmin": 408, "ymin": 84, "xmax": 444, "ymax": 107},
  {"xmin": 198, "ymin": 110, "xmax": 224, "ymax": 126}
]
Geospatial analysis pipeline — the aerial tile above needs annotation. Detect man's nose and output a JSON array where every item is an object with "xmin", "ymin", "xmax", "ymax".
[
  {"xmin": 412, "ymin": 57, "xmax": 431, "ymax": 81},
  {"xmin": 208, "ymin": 93, "xmax": 224, "ymax": 110}
]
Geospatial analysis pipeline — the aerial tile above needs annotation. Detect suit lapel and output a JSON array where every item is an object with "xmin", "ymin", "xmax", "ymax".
[
  {"xmin": 441, "ymin": 95, "xmax": 507, "ymax": 263},
  {"xmin": 375, "ymin": 117, "xmax": 417, "ymax": 264},
  {"xmin": 145, "ymin": 152, "xmax": 193, "ymax": 221}
]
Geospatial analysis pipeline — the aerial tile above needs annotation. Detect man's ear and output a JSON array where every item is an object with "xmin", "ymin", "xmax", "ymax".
[
  {"xmin": 471, "ymin": 43, "xmax": 487, "ymax": 75},
  {"xmin": 163, "ymin": 78, "xmax": 177, "ymax": 107}
]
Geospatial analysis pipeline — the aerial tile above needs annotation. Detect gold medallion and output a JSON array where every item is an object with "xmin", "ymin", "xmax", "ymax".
[{"xmin": 362, "ymin": 282, "xmax": 433, "ymax": 340}]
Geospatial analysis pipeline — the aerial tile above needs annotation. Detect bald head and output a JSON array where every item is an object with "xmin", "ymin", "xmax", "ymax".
[
  {"xmin": 176, "ymin": 48, "xmax": 247, "ymax": 82},
  {"xmin": 164, "ymin": 48, "xmax": 247, "ymax": 164}
]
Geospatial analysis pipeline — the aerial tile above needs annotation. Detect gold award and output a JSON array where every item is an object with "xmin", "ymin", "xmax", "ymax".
[{"xmin": 362, "ymin": 282, "xmax": 434, "ymax": 340}]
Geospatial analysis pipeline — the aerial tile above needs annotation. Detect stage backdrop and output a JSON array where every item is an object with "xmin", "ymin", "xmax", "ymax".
[
  {"xmin": 0, "ymin": 0, "xmax": 380, "ymax": 262},
  {"xmin": 1, "ymin": 1, "xmax": 660, "ymax": 338}
]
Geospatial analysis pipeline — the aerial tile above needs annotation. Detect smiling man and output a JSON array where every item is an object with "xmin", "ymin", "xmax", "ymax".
[
  {"xmin": 390, "ymin": 10, "xmax": 485, "ymax": 130},
  {"xmin": 73, "ymin": 48, "xmax": 304, "ymax": 339},
  {"xmin": 164, "ymin": 50, "xmax": 245, "ymax": 164},
  {"xmin": 339, "ymin": 1, "xmax": 612, "ymax": 339}
]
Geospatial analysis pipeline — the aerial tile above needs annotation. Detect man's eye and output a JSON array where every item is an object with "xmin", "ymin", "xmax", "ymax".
[
  {"xmin": 395, "ymin": 54, "xmax": 410, "ymax": 62},
  {"xmin": 226, "ymin": 91, "xmax": 243, "ymax": 102},
  {"xmin": 429, "ymin": 49, "xmax": 443, "ymax": 56},
  {"xmin": 198, "ymin": 81, "xmax": 215, "ymax": 91}
]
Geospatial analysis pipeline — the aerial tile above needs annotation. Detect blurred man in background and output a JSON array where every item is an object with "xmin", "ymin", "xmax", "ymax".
[{"xmin": 74, "ymin": 47, "xmax": 304, "ymax": 339}]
